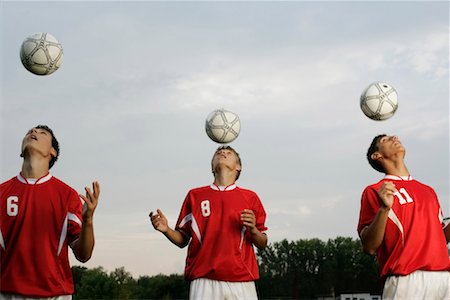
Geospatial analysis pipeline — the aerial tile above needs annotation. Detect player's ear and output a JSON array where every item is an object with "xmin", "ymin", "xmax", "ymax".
[
  {"xmin": 371, "ymin": 152, "xmax": 381, "ymax": 161},
  {"xmin": 50, "ymin": 147, "xmax": 57, "ymax": 158}
]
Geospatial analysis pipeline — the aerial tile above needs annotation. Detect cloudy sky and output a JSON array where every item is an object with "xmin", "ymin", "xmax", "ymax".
[{"xmin": 1, "ymin": 1, "xmax": 448, "ymax": 278}]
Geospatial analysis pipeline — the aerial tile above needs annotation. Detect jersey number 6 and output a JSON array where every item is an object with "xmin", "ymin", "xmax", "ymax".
[{"xmin": 7, "ymin": 196, "xmax": 19, "ymax": 216}]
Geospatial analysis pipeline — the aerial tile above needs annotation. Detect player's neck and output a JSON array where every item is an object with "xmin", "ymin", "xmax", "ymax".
[
  {"xmin": 213, "ymin": 172, "xmax": 236, "ymax": 187},
  {"xmin": 384, "ymin": 159, "xmax": 410, "ymax": 177},
  {"xmin": 21, "ymin": 156, "xmax": 50, "ymax": 179}
]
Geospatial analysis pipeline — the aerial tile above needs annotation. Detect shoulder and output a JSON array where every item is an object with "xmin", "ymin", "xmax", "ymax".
[
  {"xmin": 411, "ymin": 179, "xmax": 433, "ymax": 189},
  {"xmin": 363, "ymin": 179, "xmax": 385, "ymax": 193},
  {"xmin": 49, "ymin": 176, "xmax": 78, "ymax": 195},
  {"xmin": 1, "ymin": 176, "xmax": 17, "ymax": 187},
  {"xmin": 236, "ymin": 186, "xmax": 262, "ymax": 202},
  {"xmin": 185, "ymin": 185, "xmax": 211, "ymax": 198},
  {"xmin": 188, "ymin": 185, "xmax": 210, "ymax": 193},
  {"xmin": 236, "ymin": 186, "xmax": 258, "ymax": 196},
  {"xmin": 411, "ymin": 179, "xmax": 437, "ymax": 195},
  {"xmin": 0, "ymin": 177, "xmax": 18, "ymax": 194}
]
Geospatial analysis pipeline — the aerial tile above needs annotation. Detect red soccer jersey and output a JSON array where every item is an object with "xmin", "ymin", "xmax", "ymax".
[
  {"xmin": 0, "ymin": 173, "xmax": 82, "ymax": 297},
  {"xmin": 175, "ymin": 184, "xmax": 267, "ymax": 282},
  {"xmin": 358, "ymin": 175, "xmax": 450, "ymax": 278}
]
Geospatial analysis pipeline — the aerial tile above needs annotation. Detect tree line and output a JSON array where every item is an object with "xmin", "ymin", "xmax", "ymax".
[{"xmin": 72, "ymin": 236, "xmax": 382, "ymax": 299}]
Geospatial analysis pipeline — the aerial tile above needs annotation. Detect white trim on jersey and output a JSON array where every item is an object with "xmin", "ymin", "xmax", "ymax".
[
  {"xmin": 57, "ymin": 215, "xmax": 68, "ymax": 256},
  {"xmin": 68, "ymin": 212, "xmax": 82, "ymax": 226},
  {"xmin": 0, "ymin": 229, "xmax": 5, "ymax": 250},
  {"xmin": 210, "ymin": 184, "xmax": 237, "ymax": 191},
  {"xmin": 438, "ymin": 208, "xmax": 445, "ymax": 228},
  {"xmin": 384, "ymin": 175, "xmax": 413, "ymax": 181},
  {"xmin": 179, "ymin": 213, "xmax": 202, "ymax": 243},
  {"xmin": 17, "ymin": 173, "xmax": 53, "ymax": 185},
  {"xmin": 70, "ymin": 238, "xmax": 79, "ymax": 249},
  {"xmin": 59, "ymin": 213, "xmax": 82, "ymax": 254},
  {"xmin": 388, "ymin": 209, "xmax": 405, "ymax": 246}
]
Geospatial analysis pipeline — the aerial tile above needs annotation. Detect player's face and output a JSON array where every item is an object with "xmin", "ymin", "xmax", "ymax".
[
  {"xmin": 21, "ymin": 127, "xmax": 56, "ymax": 158},
  {"xmin": 375, "ymin": 135, "xmax": 405, "ymax": 159},
  {"xmin": 212, "ymin": 149, "xmax": 241, "ymax": 173}
]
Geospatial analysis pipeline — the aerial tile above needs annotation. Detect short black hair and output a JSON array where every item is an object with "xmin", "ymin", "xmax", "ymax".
[
  {"xmin": 36, "ymin": 125, "xmax": 60, "ymax": 169},
  {"xmin": 367, "ymin": 134, "xmax": 386, "ymax": 173}
]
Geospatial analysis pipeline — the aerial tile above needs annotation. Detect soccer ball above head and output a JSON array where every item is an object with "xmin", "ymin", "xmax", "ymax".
[
  {"xmin": 360, "ymin": 82, "xmax": 398, "ymax": 121},
  {"xmin": 205, "ymin": 108, "xmax": 241, "ymax": 144},
  {"xmin": 20, "ymin": 32, "xmax": 63, "ymax": 75}
]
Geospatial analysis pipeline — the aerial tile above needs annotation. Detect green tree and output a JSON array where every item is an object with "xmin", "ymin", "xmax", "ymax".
[
  {"xmin": 110, "ymin": 267, "xmax": 137, "ymax": 299},
  {"xmin": 135, "ymin": 274, "xmax": 188, "ymax": 299},
  {"xmin": 257, "ymin": 237, "xmax": 382, "ymax": 299},
  {"xmin": 73, "ymin": 266, "xmax": 116, "ymax": 299}
]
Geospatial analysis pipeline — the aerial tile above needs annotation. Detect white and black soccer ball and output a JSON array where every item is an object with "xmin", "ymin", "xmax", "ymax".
[
  {"xmin": 20, "ymin": 32, "xmax": 63, "ymax": 75},
  {"xmin": 205, "ymin": 108, "xmax": 241, "ymax": 144},
  {"xmin": 360, "ymin": 82, "xmax": 398, "ymax": 121}
]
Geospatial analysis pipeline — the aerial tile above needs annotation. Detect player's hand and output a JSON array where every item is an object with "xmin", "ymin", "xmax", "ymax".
[
  {"xmin": 79, "ymin": 181, "xmax": 100, "ymax": 222},
  {"xmin": 149, "ymin": 209, "xmax": 169, "ymax": 233},
  {"xmin": 241, "ymin": 209, "xmax": 257, "ymax": 233},
  {"xmin": 377, "ymin": 181, "xmax": 396, "ymax": 209}
]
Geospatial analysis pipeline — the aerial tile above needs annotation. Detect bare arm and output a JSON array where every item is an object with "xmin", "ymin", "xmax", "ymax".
[
  {"xmin": 149, "ymin": 209, "xmax": 189, "ymax": 248},
  {"xmin": 241, "ymin": 209, "xmax": 268, "ymax": 250},
  {"xmin": 73, "ymin": 181, "xmax": 100, "ymax": 262},
  {"xmin": 360, "ymin": 207, "xmax": 390, "ymax": 255},
  {"xmin": 444, "ymin": 222, "xmax": 450, "ymax": 243},
  {"xmin": 360, "ymin": 181, "xmax": 395, "ymax": 255}
]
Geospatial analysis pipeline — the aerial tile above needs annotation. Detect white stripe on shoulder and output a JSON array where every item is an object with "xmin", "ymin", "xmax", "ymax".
[{"xmin": 179, "ymin": 213, "xmax": 202, "ymax": 243}]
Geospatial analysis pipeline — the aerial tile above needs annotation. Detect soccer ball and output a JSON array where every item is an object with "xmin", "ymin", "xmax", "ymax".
[
  {"xmin": 20, "ymin": 33, "xmax": 63, "ymax": 75},
  {"xmin": 360, "ymin": 82, "xmax": 398, "ymax": 121},
  {"xmin": 205, "ymin": 108, "xmax": 241, "ymax": 144}
]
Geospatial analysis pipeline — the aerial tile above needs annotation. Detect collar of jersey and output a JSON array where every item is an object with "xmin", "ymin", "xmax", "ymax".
[
  {"xmin": 17, "ymin": 172, "xmax": 52, "ymax": 185},
  {"xmin": 384, "ymin": 174, "xmax": 413, "ymax": 181},
  {"xmin": 210, "ymin": 183, "xmax": 237, "ymax": 191}
]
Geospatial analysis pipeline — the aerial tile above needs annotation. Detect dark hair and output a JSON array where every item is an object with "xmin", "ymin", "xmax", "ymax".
[
  {"xmin": 367, "ymin": 134, "xmax": 386, "ymax": 173},
  {"xmin": 36, "ymin": 125, "xmax": 60, "ymax": 169},
  {"xmin": 212, "ymin": 145, "xmax": 242, "ymax": 180}
]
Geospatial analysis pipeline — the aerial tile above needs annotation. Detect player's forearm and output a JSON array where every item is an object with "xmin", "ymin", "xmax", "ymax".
[
  {"xmin": 360, "ymin": 207, "xmax": 390, "ymax": 255},
  {"xmin": 250, "ymin": 229, "xmax": 267, "ymax": 250},
  {"xmin": 444, "ymin": 224, "xmax": 450, "ymax": 243},
  {"xmin": 74, "ymin": 219, "xmax": 95, "ymax": 262},
  {"xmin": 164, "ymin": 228, "xmax": 188, "ymax": 248}
]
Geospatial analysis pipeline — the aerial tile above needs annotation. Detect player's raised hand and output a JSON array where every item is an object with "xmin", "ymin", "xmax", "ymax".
[
  {"xmin": 79, "ymin": 181, "xmax": 100, "ymax": 222},
  {"xmin": 241, "ymin": 209, "xmax": 257, "ymax": 232},
  {"xmin": 149, "ymin": 209, "xmax": 169, "ymax": 233},
  {"xmin": 378, "ymin": 181, "xmax": 396, "ymax": 209}
]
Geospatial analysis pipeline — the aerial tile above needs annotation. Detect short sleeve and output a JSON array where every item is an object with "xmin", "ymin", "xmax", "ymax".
[
  {"xmin": 67, "ymin": 190, "xmax": 82, "ymax": 248},
  {"xmin": 175, "ymin": 192, "xmax": 193, "ymax": 237},
  {"xmin": 357, "ymin": 186, "xmax": 380, "ymax": 236},
  {"xmin": 253, "ymin": 194, "xmax": 267, "ymax": 233}
]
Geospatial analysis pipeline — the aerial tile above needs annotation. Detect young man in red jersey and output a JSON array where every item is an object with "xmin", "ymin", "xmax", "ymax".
[
  {"xmin": 358, "ymin": 134, "xmax": 450, "ymax": 298},
  {"xmin": 0, "ymin": 125, "xmax": 100, "ymax": 299},
  {"xmin": 150, "ymin": 145, "xmax": 268, "ymax": 299}
]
